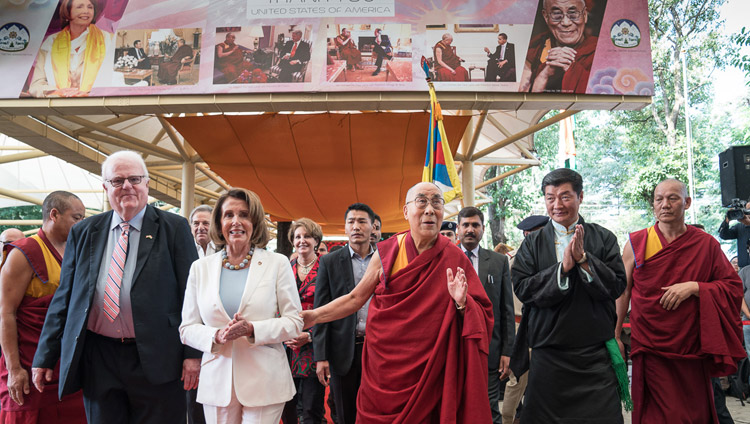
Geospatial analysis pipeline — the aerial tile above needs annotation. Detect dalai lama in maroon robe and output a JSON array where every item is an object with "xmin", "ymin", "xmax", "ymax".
[
  {"xmin": 617, "ymin": 179, "xmax": 745, "ymax": 424},
  {"xmin": 520, "ymin": 0, "xmax": 597, "ymax": 93},
  {"xmin": 302, "ymin": 182, "xmax": 494, "ymax": 423}
]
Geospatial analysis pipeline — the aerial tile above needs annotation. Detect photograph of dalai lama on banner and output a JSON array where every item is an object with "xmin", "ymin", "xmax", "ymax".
[
  {"xmin": 519, "ymin": 0, "xmax": 608, "ymax": 93},
  {"xmin": 213, "ymin": 25, "xmax": 313, "ymax": 84},
  {"xmin": 425, "ymin": 24, "xmax": 531, "ymax": 84},
  {"xmin": 325, "ymin": 24, "xmax": 412, "ymax": 83},
  {"xmin": 22, "ymin": 0, "xmax": 130, "ymax": 98}
]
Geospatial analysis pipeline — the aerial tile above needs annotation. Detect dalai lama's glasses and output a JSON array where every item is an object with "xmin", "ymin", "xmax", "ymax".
[
  {"xmin": 546, "ymin": 8, "xmax": 585, "ymax": 23},
  {"xmin": 407, "ymin": 196, "xmax": 445, "ymax": 210},
  {"xmin": 106, "ymin": 175, "xmax": 148, "ymax": 188}
]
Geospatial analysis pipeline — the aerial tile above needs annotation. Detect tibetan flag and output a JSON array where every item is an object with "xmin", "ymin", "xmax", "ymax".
[{"xmin": 421, "ymin": 56, "xmax": 462, "ymax": 203}]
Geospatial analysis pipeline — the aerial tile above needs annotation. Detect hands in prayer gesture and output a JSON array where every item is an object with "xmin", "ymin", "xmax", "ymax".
[
  {"xmin": 562, "ymin": 224, "xmax": 585, "ymax": 273},
  {"xmin": 214, "ymin": 313, "xmax": 254, "ymax": 344},
  {"xmin": 447, "ymin": 267, "xmax": 468, "ymax": 309}
]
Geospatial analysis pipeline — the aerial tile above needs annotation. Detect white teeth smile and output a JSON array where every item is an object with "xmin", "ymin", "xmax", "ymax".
[{"xmin": 230, "ymin": 230, "xmax": 245, "ymax": 235}]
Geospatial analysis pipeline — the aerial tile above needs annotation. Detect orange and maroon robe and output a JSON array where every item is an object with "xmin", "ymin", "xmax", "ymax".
[
  {"xmin": 629, "ymin": 224, "xmax": 744, "ymax": 424},
  {"xmin": 433, "ymin": 41, "xmax": 469, "ymax": 82},
  {"xmin": 357, "ymin": 231, "xmax": 493, "ymax": 423},
  {"xmin": 0, "ymin": 230, "xmax": 85, "ymax": 424}
]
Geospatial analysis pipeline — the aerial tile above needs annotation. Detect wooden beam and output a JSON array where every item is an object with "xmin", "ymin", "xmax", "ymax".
[
  {"xmin": 73, "ymin": 114, "xmax": 139, "ymax": 136},
  {"xmin": 60, "ymin": 115, "xmax": 182, "ymax": 161},
  {"xmin": 157, "ymin": 116, "xmax": 190, "ymax": 162},
  {"xmin": 476, "ymin": 165, "xmax": 532, "ymax": 190},
  {"xmin": 471, "ymin": 110, "xmax": 578, "ymax": 161},
  {"xmin": 196, "ymin": 163, "xmax": 232, "ymax": 192},
  {"xmin": 0, "ymin": 151, "xmax": 47, "ymax": 164},
  {"xmin": 464, "ymin": 110, "xmax": 487, "ymax": 159}
]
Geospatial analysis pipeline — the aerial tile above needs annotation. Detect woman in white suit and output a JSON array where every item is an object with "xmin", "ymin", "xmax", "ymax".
[{"xmin": 180, "ymin": 188, "xmax": 303, "ymax": 424}]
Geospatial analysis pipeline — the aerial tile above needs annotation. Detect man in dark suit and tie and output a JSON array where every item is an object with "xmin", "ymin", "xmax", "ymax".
[
  {"xmin": 32, "ymin": 150, "xmax": 200, "ymax": 424},
  {"xmin": 484, "ymin": 33, "xmax": 516, "ymax": 82},
  {"xmin": 129, "ymin": 40, "xmax": 150, "ymax": 70},
  {"xmin": 457, "ymin": 206, "xmax": 515, "ymax": 424},
  {"xmin": 278, "ymin": 30, "xmax": 311, "ymax": 83},
  {"xmin": 313, "ymin": 203, "xmax": 376, "ymax": 424}
]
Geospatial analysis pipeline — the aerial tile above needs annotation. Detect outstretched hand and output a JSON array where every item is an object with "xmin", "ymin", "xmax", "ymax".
[{"xmin": 447, "ymin": 267, "xmax": 468, "ymax": 308}]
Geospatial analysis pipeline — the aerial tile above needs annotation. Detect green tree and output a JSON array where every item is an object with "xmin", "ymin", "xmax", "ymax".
[{"xmin": 0, "ymin": 206, "xmax": 42, "ymax": 234}]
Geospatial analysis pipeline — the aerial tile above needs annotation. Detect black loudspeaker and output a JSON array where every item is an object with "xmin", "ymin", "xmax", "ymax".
[{"xmin": 719, "ymin": 145, "xmax": 750, "ymax": 206}]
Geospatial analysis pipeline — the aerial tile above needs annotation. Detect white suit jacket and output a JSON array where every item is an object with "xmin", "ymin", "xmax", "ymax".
[{"xmin": 180, "ymin": 248, "xmax": 303, "ymax": 407}]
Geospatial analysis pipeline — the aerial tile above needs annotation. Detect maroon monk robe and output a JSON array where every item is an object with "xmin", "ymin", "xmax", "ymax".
[
  {"xmin": 629, "ymin": 224, "xmax": 744, "ymax": 424},
  {"xmin": 358, "ymin": 232, "xmax": 493, "ymax": 424},
  {"xmin": 0, "ymin": 231, "xmax": 85, "ymax": 423},
  {"xmin": 524, "ymin": 32, "xmax": 598, "ymax": 93}
]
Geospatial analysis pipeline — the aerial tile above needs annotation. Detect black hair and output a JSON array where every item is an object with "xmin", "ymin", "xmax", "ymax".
[
  {"xmin": 345, "ymin": 203, "xmax": 375, "ymax": 223},
  {"xmin": 457, "ymin": 206, "xmax": 484, "ymax": 225},
  {"xmin": 541, "ymin": 168, "xmax": 583, "ymax": 195}
]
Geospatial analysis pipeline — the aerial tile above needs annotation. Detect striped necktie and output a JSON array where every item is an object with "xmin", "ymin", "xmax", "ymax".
[{"xmin": 103, "ymin": 222, "xmax": 129, "ymax": 322}]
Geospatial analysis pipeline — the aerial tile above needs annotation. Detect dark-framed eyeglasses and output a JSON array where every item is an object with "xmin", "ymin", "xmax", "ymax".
[
  {"xmin": 407, "ymin": 196, "xmax": 445, "ymax": 210},
  {"xmin": 547, "ymin": 8, "xmax": 585, "ymax": 23},
  {"xmin": 106, "ymin": 175, "xmax": 147, "ymax": 188}
]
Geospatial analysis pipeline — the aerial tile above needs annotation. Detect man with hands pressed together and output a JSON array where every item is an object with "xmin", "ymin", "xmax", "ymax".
[
  {"xmin": 617, "ymin": 179, "xmax": 744, "ymax": 424},
  {"xmin": 512, "ymin": 168, "xmax": 627, "ymax": 423},
  {"xmin": 305, "ymin": 182, "xmax": 493, "ymax": 423}
]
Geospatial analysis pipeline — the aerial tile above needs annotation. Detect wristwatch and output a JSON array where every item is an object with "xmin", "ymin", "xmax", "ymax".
[{"xmin": 576, "ymin": 252, "xmax": 588, "ymax": 264}]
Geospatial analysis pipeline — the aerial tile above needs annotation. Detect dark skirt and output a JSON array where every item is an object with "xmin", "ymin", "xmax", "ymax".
[{"xmin": 522, "ymin": 344, "xmax": 624, "ymax": 424}]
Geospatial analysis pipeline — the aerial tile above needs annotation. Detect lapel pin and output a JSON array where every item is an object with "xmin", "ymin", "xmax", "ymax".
[
  {"xmin": 258, "ymin": 261, "xmax": 262, "ymax": 265},
  {"xmin": 145, "ymin": 235, "xmax": 153, "ymax": 239}
]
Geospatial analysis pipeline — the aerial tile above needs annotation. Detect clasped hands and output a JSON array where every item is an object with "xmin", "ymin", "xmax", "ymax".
[
  {"xmin": 562, "ymin": 224, "xmax": 585, "ymax": 273},
  {"xmin": 214, "ymin": 312, "xmax": 254, "ymax": 344}
]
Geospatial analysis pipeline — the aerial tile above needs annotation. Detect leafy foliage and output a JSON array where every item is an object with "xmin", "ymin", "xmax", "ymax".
[{"xmin": 0, "ymin": 206, "xmax": 42, "ymax": 233}]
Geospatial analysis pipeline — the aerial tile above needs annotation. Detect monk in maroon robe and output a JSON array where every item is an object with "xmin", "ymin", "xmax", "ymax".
[
  {"xmin": 520, "ymin": 0, "xmax": 598, "ymax": 93},
  {"xmin": 433, "ymin": 34, "xmax": 469, "ymax": 82},
  {"xmin": 335, "ymin": 29, "xmax": 363, "ymax": 70},
  {"xmin": 157, "ymin": 39, "xmax": 194, "ymax": 85},
  {"xmin": 215, "ymin": 33, "xmax": 251, "ymax": 83},
  {"xmin": 303, "ymin": 182, "xmax": 493, "ymax": 423},
  {"xmin": 617, "ymin": 179, "xmax": 745, "ymax": 424},
  {"xmin": 0, "ymin": 192, "xmax": 86, "ymax": 424}
]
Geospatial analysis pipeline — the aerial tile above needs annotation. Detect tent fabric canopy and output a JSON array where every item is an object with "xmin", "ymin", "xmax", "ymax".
[{"xmin": 168, "ymin": 112, "xmax": 471, "ymax": 233}]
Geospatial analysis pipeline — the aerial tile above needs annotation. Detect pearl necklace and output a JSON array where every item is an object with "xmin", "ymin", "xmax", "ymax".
[
  {"xmin": 297, "ymin": 256, "xmax": 317, "ymax": 273},
  {"xmin": 222, "ymin": 246, "xmax": 255, "ymax": 270}
]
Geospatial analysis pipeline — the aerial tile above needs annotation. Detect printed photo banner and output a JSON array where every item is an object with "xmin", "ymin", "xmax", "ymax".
[{"xmin": 0, "ymin": 0, "xmax": 653, "ymax": 99}]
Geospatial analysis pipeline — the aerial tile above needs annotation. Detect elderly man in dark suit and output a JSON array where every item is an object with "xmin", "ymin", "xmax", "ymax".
[
  {"xmin": 313, "ymin": 203, "xmax": 376, "ymax": 424},
  {"xmin": 278, "ymin": 30, "xmax": 311, "ymax": 82},
  {"xmin": 32, "ymin": 150, "xmax": 200, "ymax": 424},
  {"xmin": 457, "ymin": 206, "xmax": 514, "ymax": 424}
]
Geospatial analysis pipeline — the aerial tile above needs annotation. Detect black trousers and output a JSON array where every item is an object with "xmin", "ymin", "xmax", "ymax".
[
  {"xmin": 711, "ymin": 377, "xmax": 734, "ymax": 424},
  {"xmin": 281, "ymin": 375, "xmax": 326, "ymax": 424},
  {"xmin": 330, "ymin": 343, "xmax": 363, "ymax": 424},
  {"xmin": 82, "ymin": 332, "xmax": 186, "ymax": 424},
  {"xmin": 487, "ymin": 368, "xmax": 501, "ymax": 424}
]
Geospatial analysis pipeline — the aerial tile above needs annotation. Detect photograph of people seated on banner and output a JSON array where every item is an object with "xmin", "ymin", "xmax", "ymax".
[
  {"xmin": 213, "ymin": 25, "xmax": 313, "ymax": 84},
  {"xmin": 326, "ymin": 24, "xmax": 412, "ymax": 83},
  {"xmin": 22, "ymin": 0, "xmax": 130, "ymax": 98},
  {"xmin": 112, "ymin": 28, "xmax": 201, "ymax": 87},
  {"xmin": 425, "ymin": 24, "xmax": 531, "ymax": 84},
  {"xmin": 519, "ymin": 0, "xmax": 608, "ymax": 93}
]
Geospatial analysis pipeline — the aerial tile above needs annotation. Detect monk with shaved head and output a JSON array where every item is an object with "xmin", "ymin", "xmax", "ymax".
[
  {"xmin": 303, "ymin": 181, "xmax": 493, "ymax": 423},
  {"xmin": 617, "ymin": 178, "xmax": 745, "ymax": 423}
]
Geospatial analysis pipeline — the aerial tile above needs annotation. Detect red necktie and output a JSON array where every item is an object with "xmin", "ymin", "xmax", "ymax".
[
  {"xmin": 291, "ymin": 42, "xmax": 298, "ymax": 57},
  {"xmin": 103, "ymin": 222, "xmax": 129, "ymax": 322}
]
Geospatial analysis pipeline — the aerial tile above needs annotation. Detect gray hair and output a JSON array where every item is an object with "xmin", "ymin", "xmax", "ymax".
[
  {"xmin": 101, "ymin": 150, "xmax": 149, "ymax": 181},
  {"xmin": 189, "ymin": 205, "xmax": 213, "ymax": 222},
  {"xmin": 292, "ymin": 29, "xmax": 303, "ymax": 37},
  {"xmin": 441, "ymin": 33, "xmax": 453, "ymax": 41},
  {"xmin": 405, "ymin": 181, "xmax": 442, "ymax": 204}
]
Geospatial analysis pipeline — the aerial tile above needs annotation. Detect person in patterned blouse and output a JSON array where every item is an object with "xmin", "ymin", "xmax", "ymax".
[{"xmin": 282, "ymin": 218, "xmax": 326, "ymax": 424}]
